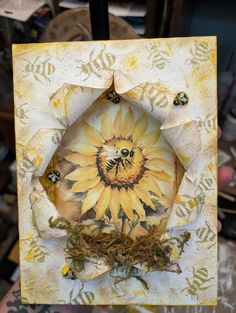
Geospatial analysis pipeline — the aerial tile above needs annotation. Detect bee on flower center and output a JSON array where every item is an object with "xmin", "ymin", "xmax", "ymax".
[{"xmin": 97, "ymin": 138, "xmax": 145, "ymax": 188}]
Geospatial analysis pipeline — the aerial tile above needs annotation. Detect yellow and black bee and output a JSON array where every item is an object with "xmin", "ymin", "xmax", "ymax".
[
  {"xmin": 173, "ymin": 92, "xmax": 189, "ymax": 106},
  {"xmin": 61, "ymin": 265, "xmax": 77, "ymax": 280},
  {"xmin": 107, "ymin": 90, "xmax": 120, "ymax": 104},
  {"xmin": 47, "ymin": 170, "xmax": 60, "ymax": 184}
]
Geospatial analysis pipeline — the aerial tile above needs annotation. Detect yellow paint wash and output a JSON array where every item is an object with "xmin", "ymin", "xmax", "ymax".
[{"xmin": 53, "ymin": 99, "xmax": 61, "ymax": 109}]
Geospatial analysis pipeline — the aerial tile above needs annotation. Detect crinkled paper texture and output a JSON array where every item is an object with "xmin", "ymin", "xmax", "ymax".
[{"xmin": 13, "ymin": 37, "xmax": 217, "ymax": 305}]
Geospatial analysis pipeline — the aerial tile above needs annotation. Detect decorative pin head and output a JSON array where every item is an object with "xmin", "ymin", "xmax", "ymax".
[
  {"xmin": 173, "ymin": 92, "xmax": 189, "ymax": 106},
  {"xmin": 61, "ymin": 265, "xmax": 77, "ymax": 280},
  {"xmin": 107, "ymin": 90, "xmax": 120, "ymax": 104}
]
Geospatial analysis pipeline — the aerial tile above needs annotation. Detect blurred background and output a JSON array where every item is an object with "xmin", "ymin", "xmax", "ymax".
[{"xmin": 0, "ymin": 0, "xmax": 236, "ymax": 312}]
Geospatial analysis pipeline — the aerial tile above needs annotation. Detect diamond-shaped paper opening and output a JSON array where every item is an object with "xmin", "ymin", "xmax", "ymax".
[{"xmin": 40, "ymin": 87, "xmax": 185, "ymax": 237}]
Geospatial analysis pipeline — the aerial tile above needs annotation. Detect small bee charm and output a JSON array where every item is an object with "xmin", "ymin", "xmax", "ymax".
[
  {"xmin": 61, "ymin": 265, "xmax": 77, "ymax": 280},
  {"xmin": 107, "ymin": 90, "xmax": 120, "ymax": 104},
  {"xmin": 47, "ymin": 170, "xmax": 60, "ymax": 184},
  {"xmin": 173, "ymin": 92, "xmax": 189, "ymax": 106}
]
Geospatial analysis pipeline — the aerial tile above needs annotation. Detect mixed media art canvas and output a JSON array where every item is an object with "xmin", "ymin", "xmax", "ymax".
[{"xmin": 13, "ymin": 37, "xmax": 217, "ymax": 305}]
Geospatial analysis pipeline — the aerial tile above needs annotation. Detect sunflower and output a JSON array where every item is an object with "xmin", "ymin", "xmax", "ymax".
[{"xmin": 64, "ymin": 106, "xmax": 172, "ymax": 222}]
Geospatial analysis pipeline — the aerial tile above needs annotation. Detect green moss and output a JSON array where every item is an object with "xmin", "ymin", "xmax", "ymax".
[{"xmin": 49, "ymin": 217, "xmax": 190, "ymax": 276}]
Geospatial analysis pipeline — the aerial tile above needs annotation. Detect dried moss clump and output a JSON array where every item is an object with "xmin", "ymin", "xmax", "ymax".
[{"xmin": 49, "ymin": 217, "xmax": 190, "ymax": 275}]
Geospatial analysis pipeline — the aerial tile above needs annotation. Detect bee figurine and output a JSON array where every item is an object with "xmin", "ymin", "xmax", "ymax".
[
  {"xmin": 47, "ymin": 170, "xmax": 60, "ymax": 184},
  {"xmin": 61, "ymin": 265, "xmax": 77, "ymax": 280},
  {"xmin": 107, "ymin": 90, "xmax": 120, "ymax": 104},
  {"xmin": 173, "ymin": 92, "xmax": 189, "ymax": 106}
]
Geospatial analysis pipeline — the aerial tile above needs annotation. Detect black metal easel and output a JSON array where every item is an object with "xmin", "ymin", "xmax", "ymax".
[{"xmin": 89, "ymin": 0, "xmax": 110, "ymax": 40}]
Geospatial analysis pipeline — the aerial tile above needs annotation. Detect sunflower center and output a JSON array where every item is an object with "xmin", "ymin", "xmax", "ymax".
[{"xmin": 97, "ymin": 138, "xmax": 145, "ymax": 188}]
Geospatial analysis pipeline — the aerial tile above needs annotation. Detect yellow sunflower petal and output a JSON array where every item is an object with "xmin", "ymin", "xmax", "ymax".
[
  {"xmin": 132, "ymin": 113, "xmax": 148, "ymax": 142},
  {"xmin": 64, "ymin": 153, "xmax": 96, "ymax": 166},
  {"xmin": 144, "ymin": 146, "xmax": 173, "ymax": 158},
  {"xmin": 139, "ymin": 129, "xmax": 161, "ymax": 148},
  {"xmin": 121, "ymin": 107, "xmax": 134, "ymax": 137},
  {"xmin": 134, "ymin": 184, "xmax": 155, "ymax": 210},
  {"xmin": 109, "ymin": 187, "xmax": 120, "ymax": 222},
  {"xmin": 83, "ymin": 121, "xmax": 104, "ymax": 146},
  {"xmin": 145, "ymin": 158, "xmax": 170, "ymax": 171},
  {"xmin": 145, "ymin": 171, "xmax": 171, "ymax": 182},
  {"xmin": 101, "ymin": 111, "xmax": 113, "ymax": 140},
  {"xmin": 81, "ymin": 182, "xmax": 105, "ymax": 215},
  {"xmin": 114, "ymin": 107, "xmax": 123, "ymax": 137},
  {"xmin": 65, "ymin": 166, "xmax": 97, "ymax": 181},
  {"xmin": 65, "ymin": 143, "xmax": 97, "ymax": 156},
  {"xmin": 119, "ymin": 187, "xmax": 134, "ymax": 220},
  {"xmin": 95, "ymin": 185, "xmax": 112, "ymax": 219},
  {"xmin": 128, "ymin": 189, "xmax": 146, "ymax": 220},
  {"xmin": 71, "ymin": 176, "xmax": 101, "ymax": 192},
  {"xmin": 139, "ymin": 177, "xmax": 162, "ymax": 198}
]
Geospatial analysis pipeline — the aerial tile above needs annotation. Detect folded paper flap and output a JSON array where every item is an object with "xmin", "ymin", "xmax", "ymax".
[
  {"xmin": 49, "ymin": 83, "xmax": 109, "ymax": 128},
  {"xmin": 23, "ymin": 84, "xmax": 109, "ymax": 176},
  {"xmin": 77, "ymin": 258, "xmax": 110, "ymax": 282},
  {"xmin": 24, "ymin": 128, "xmax": 65, "ymax": 176},
  {"xmin": 113, "ymin": 70, "xmax": 137, "ymax": 95},
  {"xmin": 121, "ymin": 81, "xmax": 174, "ymax": 123},
  {"xmin": 185, "ymin": 143, "xmax": 216, "ymax": 183},
  {"xmin": 30, "ymin": 182, "xmax": 67, "ymax": 239},
  {"xmin": 161, "ymin": 121, "xmax": 202, "ymax": 170},
  {"xmin": 167, "ymin": 174, "xmax": 205, "ymax": 229}
]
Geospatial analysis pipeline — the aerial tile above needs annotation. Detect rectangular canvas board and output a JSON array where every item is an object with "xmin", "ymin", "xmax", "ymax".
[{"xmin": 13, "ymin": 37, "xmax": 217, "ymax": 305}]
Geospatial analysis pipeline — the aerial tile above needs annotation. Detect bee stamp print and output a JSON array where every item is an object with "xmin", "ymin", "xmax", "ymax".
[
  {"xmin": 196, "ymin": 221, "xmax": 216, "ymax": 250},
  {"xmin": 22, "ymin": 56, "xmax": 55, "ymax": 83},
  {"xmin": 65, "ymin": 285, "xmax": 95, "ymax": 305},
  {"xmin": 77, "ymin": 46, "xmax": 115, "ymax": 81},
  {"xmin": 15, "ymin": 103, "xmax": 29, "ymax": 124},
  {"xmin": 23, "ymin": 237, "xmax": 49, "ymax": 263},
  {"xmin": 196, "ymin": 113, "xmax": 217, "ymax": 133},
  {"xmin": 186, "ymin": 41, "xmax": 213, "ymax": 69},
  {"xmin": 140, "ymin": 83, "xmax": 169, "ymax": 112},
  {"xmin": 147, "ymin": 43, "xmax": 170, "ymax": 69},
  {"xmin": 182, "ymin": 267, "xmax": 214, "ymax": 299},
  {"xmin": 175, "ymin": 194, "xmax": 203, "ymax": 221}
]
